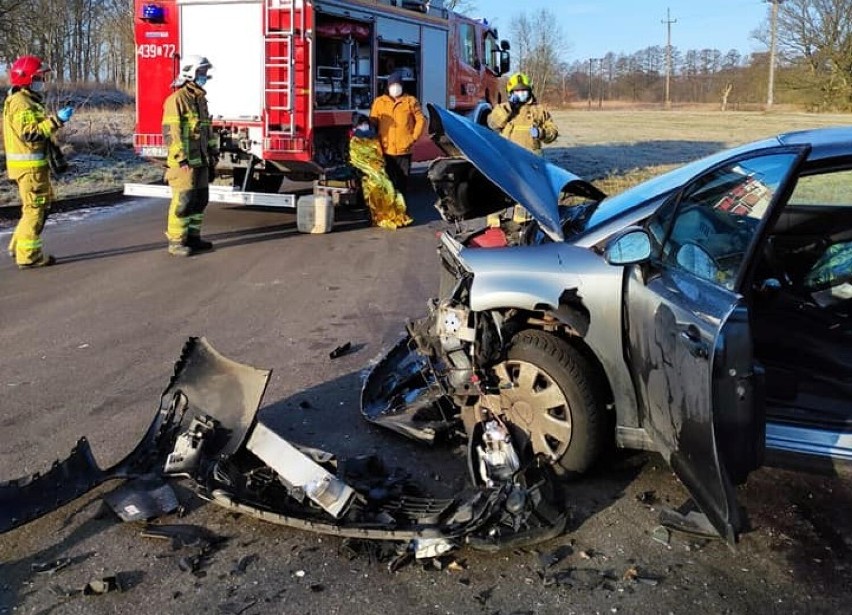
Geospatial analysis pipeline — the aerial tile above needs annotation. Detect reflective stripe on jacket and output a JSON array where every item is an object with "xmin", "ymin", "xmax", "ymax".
[
  {"xmin": 3, "ymin": 89, "xmax": 61, "ymax": 179},
  {"xmin": 488, "ymin": 101, "xmax": 558, "ymax": 153},
  {"xmin": 162, "ymin": 82, "xmax": 217, "ymax": 168},
  {"xmin": 369, "ymin": 94, "xmax": 426, "ymax": 156}
]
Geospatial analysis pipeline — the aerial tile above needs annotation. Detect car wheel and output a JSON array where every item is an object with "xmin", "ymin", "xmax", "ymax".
[{"xmin": 490, "ymin": 329, "xmax": 605, "ymax": 476}]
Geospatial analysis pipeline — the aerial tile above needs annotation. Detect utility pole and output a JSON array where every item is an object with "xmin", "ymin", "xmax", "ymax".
[
  {"xmin": 662, "ymin": 7, "xmax": 676, "ymax": 109},
  {"xmin": 588, "ymin": 58, "xmax": 593, "ymax": 110},
  {"xmin": 766, "ymin": 0, "xmax": 784, "ymax": 108}
]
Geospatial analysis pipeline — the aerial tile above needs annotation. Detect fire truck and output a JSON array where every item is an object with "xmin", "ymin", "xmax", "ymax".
[{"xmin": 125, "ymin": 0, "xmax": 510, "ymax": 207}]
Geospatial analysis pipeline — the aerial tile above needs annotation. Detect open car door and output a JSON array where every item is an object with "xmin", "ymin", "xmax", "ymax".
[{"xmin": 622, "ymin": 148, "xmax": 807, "ymax": 542}]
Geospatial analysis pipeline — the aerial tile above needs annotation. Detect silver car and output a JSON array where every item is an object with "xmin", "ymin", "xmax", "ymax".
[{"xmin": 363, "ymin": 105, "xmax": 852, "ymax": 544}]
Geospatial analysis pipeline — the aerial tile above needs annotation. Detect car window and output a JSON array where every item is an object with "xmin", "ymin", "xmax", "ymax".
[
  {"xmin": 658, "ymin": 153, "xmax": 798, "ymax": 290},
  {"xmin": 789, "ymin": 169, "xmax": 852, "ymax": 206}
]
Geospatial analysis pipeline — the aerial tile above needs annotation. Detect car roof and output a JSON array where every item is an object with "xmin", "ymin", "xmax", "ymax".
[{"xmin": 778, "ymin": 126, "xmax": 852, "ymax": 162}]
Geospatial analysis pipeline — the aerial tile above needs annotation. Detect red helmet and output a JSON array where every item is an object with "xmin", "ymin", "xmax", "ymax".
[{"xmin": 9, "ymin": 55, "xmax": 51, "ymax": 87}]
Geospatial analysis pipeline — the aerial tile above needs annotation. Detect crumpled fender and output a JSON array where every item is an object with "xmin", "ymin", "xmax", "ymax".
[
  {"xmin": 0, "ymin": 337, "xmax": 270, "ymax": 535},
  {"xmin": 457, "ymin": 242, "xmax": 599, "ymax": 313}
]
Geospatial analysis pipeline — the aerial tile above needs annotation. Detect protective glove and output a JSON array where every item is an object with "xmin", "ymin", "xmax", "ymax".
[
  {"xmin": 529, "ymin": 126, "xmax": 540, "ymax": 139},
  {"xmin": 57, "ymin": 107, "xmax": 74, "ymax": 123}
]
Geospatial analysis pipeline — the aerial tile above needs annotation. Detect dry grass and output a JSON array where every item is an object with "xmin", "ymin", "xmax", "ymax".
[
  {"xmin": 2, "ymin": 105, "xmax": 851, "ymax": 206},
  {"xmin": 545, "ymin": 107, "xmax": 852, "ymax": 195},
  {"xmin": 0, "ymin": 106, "xmax": 162, "ymax": 207}
]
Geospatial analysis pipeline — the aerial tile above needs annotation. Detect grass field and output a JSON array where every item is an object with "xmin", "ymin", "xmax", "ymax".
[
  {"xmin": 2, "ymin": 106, "xmax": 850, "ymax": 206},
  {"xmin": 545, "ymin": 108, "xmax": 852, "ymax": 194}
]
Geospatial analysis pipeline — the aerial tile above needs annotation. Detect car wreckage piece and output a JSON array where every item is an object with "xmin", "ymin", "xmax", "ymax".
[{"xmin": 1, "ymin": 338, "xmax": 566, "ymax": 554}]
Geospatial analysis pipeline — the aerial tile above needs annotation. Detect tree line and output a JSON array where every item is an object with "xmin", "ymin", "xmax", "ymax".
[
  {"xmin": 1, "ymin": 0, "xmax": 134, "ymax": 88},
  {"xmin": 512, "ymin": 2, "xmax": 852, "ymax": 111},
  {"xmin": 2, "ymin": 1, "xmax": 849, "ymax": 112}
]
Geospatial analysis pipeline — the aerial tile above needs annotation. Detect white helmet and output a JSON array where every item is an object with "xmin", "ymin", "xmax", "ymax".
[{"xmin": 173, "ymin": 54, "xmax": 213, "ymax": 86}]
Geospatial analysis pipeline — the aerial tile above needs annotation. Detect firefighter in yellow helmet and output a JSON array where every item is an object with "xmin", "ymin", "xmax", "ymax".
[
  {"xmin": 3, "ymin": 55, "xmax": 74, "ymax": 269},
  {"xmin": 162, "ymin": 54, "xmax": 218, "ymax": 256},
  {"xmin": 488, "ymin": 72, "xmax": 558, "ymax": 154}
]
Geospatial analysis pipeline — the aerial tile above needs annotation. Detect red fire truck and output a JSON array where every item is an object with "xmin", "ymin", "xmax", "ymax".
[{"xmin": 125, "ymin": 0, "xmax": 510, "ymax": 207}]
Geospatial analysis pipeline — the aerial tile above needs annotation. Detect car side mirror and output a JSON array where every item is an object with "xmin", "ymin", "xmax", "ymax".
[{"xmin": 604, "ymin": 228, "xmax": 652, "ymax": 266}]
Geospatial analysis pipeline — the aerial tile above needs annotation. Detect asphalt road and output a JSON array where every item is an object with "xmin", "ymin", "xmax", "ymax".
[{"xmin": 1, "ymin": 180, "xmax": 851, "ymax": 615}]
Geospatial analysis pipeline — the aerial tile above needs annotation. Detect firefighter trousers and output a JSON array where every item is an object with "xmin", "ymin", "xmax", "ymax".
[
  {"xmin": 7, "ymin": 168, "xmax": 53, "ymax": 266},
  {"xmin": 165, "ymin": 165, "xmax": 210, "ymax": 243}
]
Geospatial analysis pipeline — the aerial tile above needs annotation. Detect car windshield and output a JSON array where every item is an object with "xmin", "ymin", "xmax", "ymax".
[{"xmin": 581, "ymin": 137, "xmax": 782, "ymax": 234}]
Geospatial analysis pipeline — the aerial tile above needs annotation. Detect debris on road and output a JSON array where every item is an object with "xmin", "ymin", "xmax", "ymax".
[
  {"xmin": 538, "ymin": 544, "xmax": 573, "ymax": 569},
  {"xmin": 31, "ymin": 558, "xmax": 72, "ymax": 575},
  {"xmin": 140, "ymin": 524, "xmax": 226, "ymax": 551},
  {"xmin": 1, "ymin": 337, "xmax": 568, "ymax": 570},
  {"xmin": 50, "ymin": 573, "xmax": 127, "ymax": 598},
  {"xmin": 103, "ymin": 476, "xmax": 179, "ymax": 522},
  {"xmin": 329, "ymin": 341, "xmax": 353, "ymax": 359}
]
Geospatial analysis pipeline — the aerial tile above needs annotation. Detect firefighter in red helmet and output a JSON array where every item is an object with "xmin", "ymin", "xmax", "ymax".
[{"xmin": 3, "ymin": 55, "xmax": 74, "ymax": 268}]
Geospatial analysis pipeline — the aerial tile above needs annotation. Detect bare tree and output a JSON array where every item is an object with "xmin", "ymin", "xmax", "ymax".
[
  {"xmin": 772, "ymin": 0, "xmax": 852, "ymax": 109},
  {"xmin": 509, "ymin": 8, "xmax": 570, "ymax": 103},
  {"xmin": 444, "ymin": 0, "xmax": 477, "ymax": 15}
]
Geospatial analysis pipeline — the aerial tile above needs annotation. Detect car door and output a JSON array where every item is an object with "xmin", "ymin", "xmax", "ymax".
[{"xmin": 623, "ymin": 149, "xmax": 807, "ymax": 543}]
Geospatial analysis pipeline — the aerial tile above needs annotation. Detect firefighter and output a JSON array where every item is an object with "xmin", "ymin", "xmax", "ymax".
[
  {"xmin": 3, "ymin": 55, "xmax": 73, "ymax": 269},
  {"xmin": 488, "ymin": 72, "xmax": 558, "ymax": 153},
  {"xmin": 369, "ymin": 70, "xmax": 425, "ymax": 198},
  {"xmin": 162, "ymin": 54, "xmax": 218, "ymax": 256}
]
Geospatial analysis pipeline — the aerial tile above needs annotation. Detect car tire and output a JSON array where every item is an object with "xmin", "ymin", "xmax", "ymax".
[{"xmin": 496, "ymin": 329, "xmax": 606, "ymax": 476}]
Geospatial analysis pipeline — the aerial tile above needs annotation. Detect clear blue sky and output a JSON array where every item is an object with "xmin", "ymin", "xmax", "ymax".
[{"xmin": 476, "ymin": 0, "xmax": 772, "ymax": 62}]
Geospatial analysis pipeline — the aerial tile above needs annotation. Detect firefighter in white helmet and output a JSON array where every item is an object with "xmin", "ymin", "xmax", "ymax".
[
  {"xmin": 161, "ymin": 54, "xmax": 218, "ymax": 256},
  {"xmin": 488, "ymin": 72, "xmax": 558, "ymax": 154}
]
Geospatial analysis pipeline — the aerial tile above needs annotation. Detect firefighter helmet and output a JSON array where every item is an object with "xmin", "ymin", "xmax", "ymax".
[
  {"xmin": 506, "ymin": 72, "xmax": 532, "ymax": 93},
  {"xmin": 9, "ymin": 55, "xmax": 51, "ymax": 87},
  {"xmin": 174, "ymin": 55, "xmax": 213, "ymax": 86}
]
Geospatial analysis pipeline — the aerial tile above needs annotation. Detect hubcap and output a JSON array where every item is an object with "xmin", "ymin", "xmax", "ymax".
[{"xmin": 489, "ymin": 360, "xmax": 572, "ymax": 463}]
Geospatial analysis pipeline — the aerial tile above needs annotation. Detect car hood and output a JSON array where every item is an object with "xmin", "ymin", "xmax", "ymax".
[{"xmin": 427, "ymin": 104, "xmax": 605, "ymax": 242}]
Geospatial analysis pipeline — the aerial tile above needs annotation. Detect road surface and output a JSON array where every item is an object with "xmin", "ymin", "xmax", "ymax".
[{"xmin": 1, "ymin": 181, "xmax": 850, "ymax": 615}]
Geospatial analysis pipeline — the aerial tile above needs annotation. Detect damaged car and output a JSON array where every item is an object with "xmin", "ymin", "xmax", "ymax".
[{"xmin": 363, "ymin": 105, "xmax": 852, "ymax": 544}]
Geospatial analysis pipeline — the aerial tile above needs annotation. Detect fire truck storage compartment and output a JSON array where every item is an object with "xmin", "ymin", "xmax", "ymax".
[
  {"xmin": 178, "ymin": 0, "xmax": 264, "ymax": 122},
  {"xmin": 376, "ymin": 15, "xmax": 420, "ymax": 99},
  {"xmin": 315, "ymin": 14, "xmax": 373, "ymax": 111}
]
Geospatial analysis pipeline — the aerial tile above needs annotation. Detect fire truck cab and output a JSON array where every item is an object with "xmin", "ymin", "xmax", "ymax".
[{"xmin": 127, "ymin": 0, "xmax": 510, "ymax": 207}]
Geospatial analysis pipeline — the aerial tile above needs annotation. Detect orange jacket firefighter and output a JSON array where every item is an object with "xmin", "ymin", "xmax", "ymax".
[{"xmin": 369, "ymin": 94, "xmax": 426, "ymax": 157}]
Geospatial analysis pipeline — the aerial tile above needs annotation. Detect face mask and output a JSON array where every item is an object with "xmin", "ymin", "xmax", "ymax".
[
  {"xmin": 30, "ymin": 80, "xmax": 45, "ymax": 93},
  {"xmin": 515, "ymin": 90, "xmax": 530, "ymax": 104},
  {"xmin": 388, "ymin": 84, "xmax": 403, "ymax": 98},
  {"xmin": 195, "ymin": 75, "xmax": 208, "ymax": 87},
  {"xmin": 354, "ymin": 123, "xmax": 375, "ymax": 138}
]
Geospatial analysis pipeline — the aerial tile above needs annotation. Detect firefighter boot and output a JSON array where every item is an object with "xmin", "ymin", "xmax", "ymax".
[
  {"xmin": 187, "ymin": 229, "xmax": 213, "ymax": 252},
  {"xmin": 18, "ymin": 254, "xmax": 56, "ymax": 270},
  {"xmin": 167, "ymin": 239, "xmax": 194, "ymax": 257}
]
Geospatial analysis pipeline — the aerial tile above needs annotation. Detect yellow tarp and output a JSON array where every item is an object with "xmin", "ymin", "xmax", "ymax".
[{"xmin": 349, "ymin": 136, "xmax": 412, "ymax": 230}]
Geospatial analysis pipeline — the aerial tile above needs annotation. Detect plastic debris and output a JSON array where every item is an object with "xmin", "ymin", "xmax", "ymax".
[
  {"xmin": 539, "ymin": 544, "xmax": 573, "ymax": 569},
  {"xmin": 31, "ymin": 558, "xmax": 72, "ymax": 575},
  {"xmin": 329, "ymin": 341, "xmax": 353, "ymax": 359}
]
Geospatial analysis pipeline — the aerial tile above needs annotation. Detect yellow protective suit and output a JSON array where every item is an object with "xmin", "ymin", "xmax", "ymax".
[
  {"xmin": 349, "ymin": 135, "xmax": 412, "ymax": 230},
  {"xmin": 3, "ymin": 88, "xmax": 63, "ymax": 266},
  {"xmin": 161, "ymin": 82, "xmax": 217, "ymax": 245}
]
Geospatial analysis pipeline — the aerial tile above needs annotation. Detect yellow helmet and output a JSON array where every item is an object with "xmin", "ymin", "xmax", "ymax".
[{"xmin": 506, "ymin": 72, "xmax": 532, "ymax": 93}]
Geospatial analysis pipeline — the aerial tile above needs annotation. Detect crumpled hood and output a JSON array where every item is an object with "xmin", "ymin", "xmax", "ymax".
[{"xmin": 427, "ymin": 104, "xmax": 605, "ymax": 242}]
